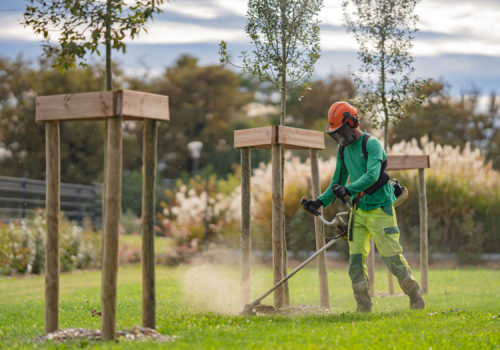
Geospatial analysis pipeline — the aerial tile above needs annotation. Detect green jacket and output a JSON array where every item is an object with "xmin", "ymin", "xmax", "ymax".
[{"xmin": 318, "ymin": 131, "xmax": 395, "ymax": 210}]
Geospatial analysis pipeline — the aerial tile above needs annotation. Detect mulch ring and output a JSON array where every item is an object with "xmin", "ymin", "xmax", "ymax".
[{"xmin": 34, "ymin": 326, "xmax": 174, "ymax": 343}]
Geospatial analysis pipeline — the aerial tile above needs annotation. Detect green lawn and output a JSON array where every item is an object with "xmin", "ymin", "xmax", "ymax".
[{"xmin": 0, "ymin": 265, "xmax": 499, "ymax": 349}]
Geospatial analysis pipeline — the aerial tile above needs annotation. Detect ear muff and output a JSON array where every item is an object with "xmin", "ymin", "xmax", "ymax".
[{"xmin": 342, "ymin": 111, "xmax": 359, "ymax": 128}]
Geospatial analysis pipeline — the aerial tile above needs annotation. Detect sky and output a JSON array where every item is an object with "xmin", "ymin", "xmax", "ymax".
[{"xmin": 0, "ymin": 0, "xmax": 499, "ymax": 100}]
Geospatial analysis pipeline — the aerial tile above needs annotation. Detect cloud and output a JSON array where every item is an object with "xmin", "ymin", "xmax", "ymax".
[
  {"xmin": 129, "ymin": 21, "xmax": 247, "ymax": 44},
  {"xmin": 416, "ymin": 1, "xmax": 500, "ymax": 43},
  {"xmin": 322, "ymin": 0, "xmax": 500, "ymax": 57},
  {"xmin": 0, "ymin": 15, "xmax": 40, "ymax": 42},
  {"xmin": 159, "ymin": 0, "xmax": 246, "ymax": 19},
  {"xmin": 4, "ymin": 0, "xmax": 499, "ymax": 59}
]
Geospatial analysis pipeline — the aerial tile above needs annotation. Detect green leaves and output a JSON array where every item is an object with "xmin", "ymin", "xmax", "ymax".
[
  {"xmin": 220, "ymin": 0, "xmax": 323, "ymax": 105},
  {"xmin": 23, "ymin": 0, "xmax": 165, "ymax": 71},
  {"xmin": 343, "ymin": 0, "xmax": 423, "ymax": 145}
]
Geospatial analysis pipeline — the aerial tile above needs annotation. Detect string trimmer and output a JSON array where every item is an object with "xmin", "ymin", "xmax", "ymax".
[{"xmin": 240, "ymin": 197, "xmax": 351, "ymax": 316}]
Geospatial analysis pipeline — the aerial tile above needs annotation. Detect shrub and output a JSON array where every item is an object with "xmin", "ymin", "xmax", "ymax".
[
  {"xmin": 388, "ymin": 137, "xmax": 499, "ymax": 255},
  {"xmin": 160, "ymin": 137, "xmax": 500, "ymax": 257},
  {"xmin": 158, "ymin": 174, "xmax": 240, "ymax": 249},
  {"xmin": 0, "ymin": 209, "xmax": 101, "ymax": 275}
]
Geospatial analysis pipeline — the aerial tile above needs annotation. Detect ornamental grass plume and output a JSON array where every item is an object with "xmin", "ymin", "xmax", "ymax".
[
  {"xmin": 162, "ymin": 137, "xmax": 500, "ymax": 255},
  {"xmin": 388, "ymin": 136, "xmax": 499, "ymax": 190}
]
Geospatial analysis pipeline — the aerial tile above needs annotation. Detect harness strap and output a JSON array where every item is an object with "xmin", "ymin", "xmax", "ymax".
[
  {"xmin": 339, "ymin": 133, "xmax": 390, "ymax": 241},
  {"xmin": 338, "ymin": 133, "xmax": 390, "ymax": 198}
]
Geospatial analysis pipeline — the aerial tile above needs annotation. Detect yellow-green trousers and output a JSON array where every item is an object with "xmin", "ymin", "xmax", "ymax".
[{"xmin": 348, "ymin": 205, "xmax": 416, "ymax": 286}]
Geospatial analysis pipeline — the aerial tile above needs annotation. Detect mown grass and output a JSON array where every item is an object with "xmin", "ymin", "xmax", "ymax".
[
  {"xmin": 0, "ymin": 265, "xmax": 499, "ymax": 349},
  {"xmin": 119, "ymin": 234, "xmax": 173, "ymax": 254}
]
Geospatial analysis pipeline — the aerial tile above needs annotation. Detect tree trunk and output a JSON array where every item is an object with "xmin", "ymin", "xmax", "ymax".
[
  {"xmin": 105, "ymin": 0, "xmax": 112, "ymax": 91},
  {"xmin": 101, "ymin": 0, "xmax": 112, "ymax": 267},
  {"xmin": 272, "ymin": 143, "xmax": 284, "ymax": 309},
  {"xmin": 279, "ymin": 38, "xmax": 290, "ymax": 303}
]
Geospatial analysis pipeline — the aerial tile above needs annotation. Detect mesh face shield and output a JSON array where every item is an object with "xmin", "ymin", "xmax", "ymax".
[{"xmin": 325, "ymin": 123, "xmax": 357, "ymax": 146}]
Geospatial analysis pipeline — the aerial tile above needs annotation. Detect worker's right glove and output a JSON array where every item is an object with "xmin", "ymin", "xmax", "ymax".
[
  {"xmin": 301, "ymin": 197, "xmax": 323, "ymax": 216},
  {"xmin": 331, "ymin": 184, "xmax": 350, "ymax": 199}
]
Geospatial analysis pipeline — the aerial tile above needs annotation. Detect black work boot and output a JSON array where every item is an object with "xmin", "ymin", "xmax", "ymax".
[
  {"xmin": 352, "ymin": 281, "xmax": 372, "ymax": 313},
  {"xmin": 400, "ymin": 276, "xmax": 425, "ymax": 310}
]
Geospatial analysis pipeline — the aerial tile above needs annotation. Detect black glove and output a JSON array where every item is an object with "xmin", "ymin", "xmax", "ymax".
[
  {"xmin": 301, "ymin": 197, "xmax": 323, "ymax": 216},
  {"xmin": 331, "ymin": 184, "xmax": 350, "ymax": 200}
]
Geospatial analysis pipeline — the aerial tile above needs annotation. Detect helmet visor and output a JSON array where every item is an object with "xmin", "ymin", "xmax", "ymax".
[{"xmin": 325, "ymin": 123, "xmax": 356, "ymax": 146}]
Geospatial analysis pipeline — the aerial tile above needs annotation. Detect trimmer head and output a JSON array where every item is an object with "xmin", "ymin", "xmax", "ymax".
[
  {"xmin": 240, "ymin": 304, "xmax": 256, "ymax": 316},
  {"xmin": 240, "ymin": 303, "xmax": 276, "ymax": 316}
]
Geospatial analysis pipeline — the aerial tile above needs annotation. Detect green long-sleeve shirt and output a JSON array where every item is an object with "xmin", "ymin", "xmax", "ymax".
[{"xmin": 318, "ymin": 131, "xmax": 395, "ymax": 210}]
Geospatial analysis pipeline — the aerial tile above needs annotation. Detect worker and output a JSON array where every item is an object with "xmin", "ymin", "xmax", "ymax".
[{"xmin": 302, "ymin": 101, "xmax": 425, "ymax": 312}]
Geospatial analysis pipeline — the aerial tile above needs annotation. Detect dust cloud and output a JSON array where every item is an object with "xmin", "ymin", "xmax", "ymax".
[{"xmin": 181, "ymin": 264, "xmax": 242, "ymax": 314}]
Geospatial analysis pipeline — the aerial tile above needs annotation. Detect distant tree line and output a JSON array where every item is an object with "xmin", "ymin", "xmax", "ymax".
[{"xmin": 0, "ymin": 54, "xmax": 499, "ymax": 187}]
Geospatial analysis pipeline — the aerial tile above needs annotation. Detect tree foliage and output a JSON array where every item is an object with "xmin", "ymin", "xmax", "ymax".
[
  {"xmin": 391, "ymin": 80, "xmax": 500, "ymax": 169},
  {"xmin": 220, "ymin": 0, "xmax": 323, "ymax": 125},
  {"xmin": 127, "ymin": 55, "xmax": 253, "ymax": 178},
  {"xmin": 23, "ymin": 0, "xmax": 164, "ymax": 72},
  {"xmin": 343, "ymin": 0, "xmax": 423, "ymax": 147},
  {"xmin": 0, "ymin": 57, "xmax": 113, "ymax": 183},
  {"xmin": 287, "ymin": 74, "xmax": 357, "ymax": 129}
]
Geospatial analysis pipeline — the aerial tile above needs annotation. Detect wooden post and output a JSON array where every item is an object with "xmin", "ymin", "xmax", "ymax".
[
  {"xmin": 141, "ymin": 119, "xmax": 157, "ymax": 329},
  {"xmin": 45, "ymin": 121, "xmax": 60, "ymax": 334},
  {"xmin": 387, "ymin": 270, "xmax": 395, "ymax": 294},
  {"xmin": 102, "ymin": 116, "xmax": 123, "ymax": 340},
  {"xmin": 419, "ymin": 169, "xmax": 428, "ymax": 294},
  {"xmin": 241, "ymin": 148, "xmax": 251, "ymax": 306},
  {"xmin": 367, "ymin": 240, "xmax": 375, "ymax": 295},
  {"xmin": 310, "ymin": 149, "xmax": 330, "ymax": 308},
  {"xmin": 272, "ymin": 144, "xmax": 284, "ymax": 308},
  {"xmin": 281, "ymin": 146, "xmax": 290, "ymax": 306}
]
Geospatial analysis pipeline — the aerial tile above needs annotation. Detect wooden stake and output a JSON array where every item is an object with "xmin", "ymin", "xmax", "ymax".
[
  {"xmin": 419, "ymin": 169, "xmax": 429, "ymax": 294},
  {"xmin": 281, "ymin": 144, "xmax": 289, "ymax": 306},
  {"xmin": 310, "ymin": 149, "xmax": 330, "ymax": 308},
  {"xmin": 241, "ymin": 148, "xmax": 251, "ymax": 306},
  {"xmin": 45, "ymin": 121, "xmax": 60, "ymax": 334},
  {"xmin": 102, "ymin": 116, "xmax": 123, "ymax": 340},
  {"xmin": 141, "ymin": 119, "xmax": 157, "ymax": 329},
  {"xmin": 388, "ymin": 270, "xmax": 395, "ymax": 294},
  {"xmin": 271, "ymin": 144, "xmax": 284, "ymax": 308}
]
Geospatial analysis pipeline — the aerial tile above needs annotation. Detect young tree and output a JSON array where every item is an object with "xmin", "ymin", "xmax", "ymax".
[
  {"xmin": 220, "ymin": 0, "xmax": 323, "ymax": 125},
  {"xmin": 23, "ymin": 0, "xmax": 164, "ymax": 90},
  {"xmin": 343, "ymin": 0, "xmax": 423, "ymax": 295},
  {"xmin": 23, "ymin": 1, "xmax": 164, "ymax": 338},
  {"xmin": 220, "ymin": 0, "xmax": 323, "ymax": 307},
  {"xmin": 343, "ymin": 0, "xmax": 422, "ymax": 149}
]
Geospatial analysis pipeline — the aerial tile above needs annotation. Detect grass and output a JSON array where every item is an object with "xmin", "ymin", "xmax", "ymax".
[
  {"xmin": 119, "ymin": 234, "xmax": 173, "ymax": 255},
  {"xmin": 0, "ymin": 265, "xmax": 499, "ymax": 349}
]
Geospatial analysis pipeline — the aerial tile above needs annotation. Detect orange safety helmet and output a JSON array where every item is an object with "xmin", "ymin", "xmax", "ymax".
[
  {"xmin": 325, "ymin": 102, "xmax": 359, "ymax": 146},
  {"xmin": 326, "ymin": 101, "xmax": 359, "ymax": 132}
]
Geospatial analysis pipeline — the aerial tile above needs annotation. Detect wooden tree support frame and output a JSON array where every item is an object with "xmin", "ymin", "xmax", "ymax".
[
  {"xmin": 235, "ymin": 126, "xmax": 330, "ymax": 308},
  {"xmin": 371, "ymin": 154, "xmax": 430, "ymax": 295},
  {"xmin": 234, "ymin": 126, "xmax": 430, "ymax": 309},
  {"xmin": 36, "ymin": 90, "xmax": 169, "ymax": 339}
]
